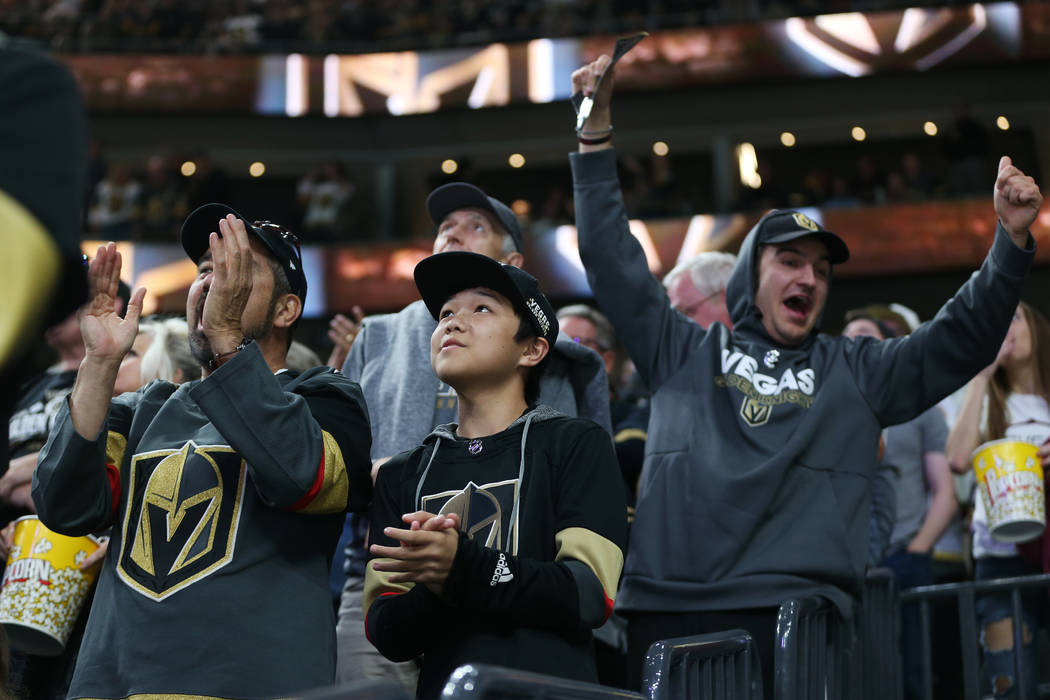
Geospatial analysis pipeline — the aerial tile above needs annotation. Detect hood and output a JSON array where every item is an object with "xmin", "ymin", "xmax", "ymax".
[
  {"xmin": 424, "ymin": 404, "xmax": 563, "ymax": 445},
  {"xmin": 415, "ymin": 404, "xmax": 564, "ymax": 517},
  {"xmin": 726, "ymin": 211, "xmax": 839, "ymax": 346}
]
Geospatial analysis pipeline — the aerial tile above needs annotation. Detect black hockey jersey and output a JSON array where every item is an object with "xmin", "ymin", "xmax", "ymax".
[
  {"xmin": 365, "ymin": 406, "xmax": 626, "ymax": 699},
  {"xmin": 33, "ymin": 344, "xmax": 372, "ymax": 698}
]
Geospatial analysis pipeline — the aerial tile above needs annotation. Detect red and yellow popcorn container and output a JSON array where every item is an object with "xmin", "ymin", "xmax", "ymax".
[
  {"xmin": 973, "ymin": 439, "xmax": 1047, "ymax": 543},
  {"xmin": 0, "ymin": 516, "xmax": 101, "ymax": 656}
]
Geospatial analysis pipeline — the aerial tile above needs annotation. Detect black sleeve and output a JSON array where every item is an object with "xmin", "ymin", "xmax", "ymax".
[
  {"xmin": 33, "ymin": 391, "xmax": 139, "ymax": 535},
  {"xmin": 364, "ymin": 452, "xmax": 455, "ymax": 662},
  {"xmin": 439, "ymin": 423, "xmax": 627, "ymax": 636}
]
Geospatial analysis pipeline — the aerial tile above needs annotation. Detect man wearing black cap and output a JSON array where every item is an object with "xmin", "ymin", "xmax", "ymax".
[
  {"xmin": 32, "ymin": 206, "xmax": 372, "ymax": 698},
  {"xmin": 334, "ymin": 182, "xmax": 611, "ymax": 687},
  {"xmin": 364, "ymin": 252, "xmax": 626, "ymax": 700},
  {"xmin": 569, "ymin": 55, "xmax": 1043, "ymax": 694}
]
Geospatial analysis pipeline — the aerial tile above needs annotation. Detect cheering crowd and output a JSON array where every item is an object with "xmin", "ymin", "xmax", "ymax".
[{"xmin": 2, "ymin": 45, "xmax": 1047, "ymax": 700}]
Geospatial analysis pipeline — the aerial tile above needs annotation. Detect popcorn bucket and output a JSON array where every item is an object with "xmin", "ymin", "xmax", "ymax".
[
  {"xmin": 973, "ymin": 439, "xmax": 1047, "ymax": 543},
  {"xmin": 0, "ymin": 516, "xmax": 101, "ymax": 656}
]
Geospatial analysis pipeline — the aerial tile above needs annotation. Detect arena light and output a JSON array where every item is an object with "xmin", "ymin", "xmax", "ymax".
[
  {"xmin": 508, "ymin": 153, "xmax": 525, "ymax": 168},
  {"xmin": 736, "ymin": 143, "xmax": 762, "ymax": 189},
  {"xmin": 285, "ymin": 54, "xmax": 307, "ymax": 117},
  {"xmin": 441, "ymin": 159, "xmax": 459, "ymax": 175},
  {"xmin": 780, "ymin": 132, "xmax": 796, "ymax": 147},
  {"xmin": 923, "ymin": 121, "xmax": 938, "ymax": 136},
  {"xmin": 180, "ymin": 161, "xmax": 197, "ymax": 177},
  {"xmin": 249, "ymin": 162, "xmax": 266, "ymax": 178},
  {"xmin": 652, "ymin": 141, "xmax": 669, "ymax": 156},
  {"xmin": 997, "ymin": 115, "xmax": 1010, "ymax": 130},
  {"xmin": 851, "ymin": 126, "xmax": 866, "ymax": 141}
]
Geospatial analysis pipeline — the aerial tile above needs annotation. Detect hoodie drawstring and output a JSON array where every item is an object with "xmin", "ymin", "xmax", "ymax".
[
  {"xmin": 415, "ymin": 436, "xmax": 441, "ymax": 511},
  {"xmin": 505, "ymin": 412, "xmax": 535, "ymax": 552}
]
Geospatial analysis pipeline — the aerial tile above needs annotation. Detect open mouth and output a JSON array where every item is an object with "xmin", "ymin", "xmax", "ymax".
[
  {"xmin": 195, "ymin": 296, "xmax": 207, "ymax": 330},
  {"xmin": 783, "ymin": 295, "xmax": 812, "ymax": 320}
]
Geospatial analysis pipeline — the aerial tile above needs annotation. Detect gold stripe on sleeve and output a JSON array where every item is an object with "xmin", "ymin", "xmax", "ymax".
[
  {"xmin": 106, "ymin": 431, "xmax": 128, "ymax": 472},
  {"xmin": 363, "ymin": 559, "xmax": 413, "ymax": 613},
  {"xmin": 555, "ymin": 527, "xmax": 624, "ymax": 601},
  {"xmin": 613, "ymin": 428, "xmax": 647, "ymax": 444},
  {"xmin": 295, "ymin": 429, "xmax": 350, "ymax": 515}
]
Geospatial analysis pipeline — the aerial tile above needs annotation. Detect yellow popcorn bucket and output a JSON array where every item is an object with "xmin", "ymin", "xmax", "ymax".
[
  {"xmin": 0, "ymin": 516, "xmax": 101, "ymax": 656},
  {"xmin": 973, "ymin": 439, "xmax": 1047, "ymax": 543}
]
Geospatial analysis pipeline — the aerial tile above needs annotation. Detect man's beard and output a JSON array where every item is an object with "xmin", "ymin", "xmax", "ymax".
[{"xmin": 189, "ymin": 303, "xmax": 276, "ymax": 367}]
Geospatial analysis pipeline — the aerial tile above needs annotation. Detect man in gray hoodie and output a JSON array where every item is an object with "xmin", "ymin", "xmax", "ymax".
[
  {"xmin": 570, "ymin": 55, "xmax": 1043, "ymax": 693},
  {"xmin": 335, "ymin": 182, "xmax": 611, "ymax": 686}
]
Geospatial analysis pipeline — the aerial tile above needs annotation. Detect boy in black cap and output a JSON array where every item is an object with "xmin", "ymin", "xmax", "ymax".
[
  {"xmin": 32, "ymin": 205, "xmax": 372, "ymax": 698},
  {"xmin": 364, "ymin": 251, "xmax": 626, "ymax": 699}
]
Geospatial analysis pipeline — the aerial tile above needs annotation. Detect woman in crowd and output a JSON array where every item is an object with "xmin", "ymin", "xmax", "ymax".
[{"xmin": 946, "ymin": 301, "xmax": 1050, "ymax": 700}]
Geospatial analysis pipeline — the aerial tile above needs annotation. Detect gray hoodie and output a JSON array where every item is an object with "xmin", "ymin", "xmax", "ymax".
[{"xmin": 571, "ymin": 148, "xmax": 1033, "ymax": 617}]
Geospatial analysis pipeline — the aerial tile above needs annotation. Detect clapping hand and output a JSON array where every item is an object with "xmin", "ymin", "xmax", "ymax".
[
  {"xmin": 80, "ymin": 243, "xmax": 145, "ymax": 364},
  {"xmin": 371, "ymin": 511, "xmax": 460, "ymax": 595},
  {"xmin": 200, "ymin": 215, "xmax": 255, "ymax": 353}
]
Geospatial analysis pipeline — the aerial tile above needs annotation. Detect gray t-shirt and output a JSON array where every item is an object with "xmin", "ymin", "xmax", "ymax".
[{"xmin": 882, "ymin": 406, "xmax": 949, "ymax": 550}]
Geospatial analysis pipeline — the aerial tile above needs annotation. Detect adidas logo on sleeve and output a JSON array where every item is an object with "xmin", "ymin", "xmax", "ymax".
[{"xmin": 490, "ymin": 552, "xmax": 514, "ymax": 586}]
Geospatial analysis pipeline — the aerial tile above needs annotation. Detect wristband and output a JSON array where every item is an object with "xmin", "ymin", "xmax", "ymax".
[
  {"xmin": 578, "ymin": 134, "xmax": 612, "ymax": 145},
  {"xmin": 209, "ymin": 338, "xmax": 253, "ymax": 371},
  {"xmin": 576, "ymin": 125, "xmax": 613, "ymax": 145}
]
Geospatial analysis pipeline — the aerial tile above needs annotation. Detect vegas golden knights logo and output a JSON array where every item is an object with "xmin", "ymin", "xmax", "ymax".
[
  {"xmin": 422, "ymin": 479, "xmax": 520, "ymax": 554},
  {"xmin": 740, "ymin": 398, "xmax": 772, "ymax": 427},
  {"xmin": 118, "ymin": 441, "xmax": 246, "ymax": 601},
  {"xmin": 792, "ymin": 212, "xmax": 820, "ymax": 232}
]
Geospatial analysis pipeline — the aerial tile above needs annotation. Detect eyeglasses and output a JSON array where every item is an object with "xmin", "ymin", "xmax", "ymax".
[
  {"xmin": 253, "ymin": 220, "xmax": 301, "ymax": 258},
  {"xmin": 675, "ymin": 289, "xmax": 724, "ymax": 320},
  {"xmin": 570, "ymin": 335, "xmax": 607, "ymax": 353}
]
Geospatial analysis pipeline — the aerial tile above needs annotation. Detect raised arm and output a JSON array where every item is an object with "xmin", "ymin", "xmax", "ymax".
[
  {"xmin": 850, "ymin": 159, "xmax": 1040, "ymax": 426},
  {"xmin": 33, "ymin": 244, "xmax": 145, "ymax": 534},
  {"xmin": 569, "ymin": 56, "xmax": 703, "ymax": 392}
]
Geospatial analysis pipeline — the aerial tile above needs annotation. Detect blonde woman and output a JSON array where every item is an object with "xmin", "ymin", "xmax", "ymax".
[
  {"xmin": 946, "ymin": 301, "xmax": 1050, "ymax": 700},
  {"xmin": 112, "ymin": 317, "xmax": 198, "ymax": 396}
]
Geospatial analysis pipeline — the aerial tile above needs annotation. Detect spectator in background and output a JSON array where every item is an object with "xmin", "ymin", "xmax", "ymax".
[
  {"xmin": 286, "ymin": 339, "xmax": 322, "ymax": 372},
  {"xmin": 184, "ymin": 153, "xmax": 230, "ymax": 210},
  {"xmin": 138, "ymin": 155, "xmax": 188, "ymax": 242},
  {"xmin": 900, "ymin": 152, "xmax": 934, "ymax": 201},
  {"xmin": 947, "ymin": 103, "xmax": 989, "ymax": 196},
  {"xmin": 298, "ymin": 162, "xmax": 354, "ymax": 242},
  {"xmin": 843, "ymin": 309, "xmax": 957, "ymax": 700},
  {"xmin": 946, "ymin": 302, "xmax": 1050, "ymax": 700},
  {"xmin": 112, "ymin": 316, "xmax": 198, "ymax": 396},
  {"xmin": 823, "ymin": 175, "xmax": 862, "ymax": 210},
  {"xmin": 852, "ymin": 155, "xmax": 885, "ymax": 205},
  {"xmin": 87, "ymin": 162, "xmax": 141, "ymax": 240},
  {"xmin": 662, "ymin": 252, "xmax": 736, "ymax": 330}
]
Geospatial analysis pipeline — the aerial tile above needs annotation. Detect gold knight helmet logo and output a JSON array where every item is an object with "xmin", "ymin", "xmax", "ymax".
[
  {"xmin": 118, "ymin": 441, "xmax": 246, "ymax": 601},
  {"xmin": 784, "ymin": 5, "xmax": 989, "ymax": 77}
]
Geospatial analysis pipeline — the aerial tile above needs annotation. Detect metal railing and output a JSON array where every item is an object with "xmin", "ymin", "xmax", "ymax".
[
  {"xmin": 641, "ymin": 629, "xmax": 763, "ymax": 700},
  {"xmin": 773, "ymin": 597, "xmax": 852, "ymax": 700},
  {"xmin": 900, "ymin": 572, "xmax": 1050, "ymax": 700},
  {"xmin": 854, "ymin": 569, "xmax": 902, "ymax": 700},
  {"xmin": 443, "ymin": 663, "xmax": 646, "ymax": 700}
]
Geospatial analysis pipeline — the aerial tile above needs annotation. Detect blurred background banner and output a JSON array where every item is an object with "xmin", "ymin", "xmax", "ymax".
[{"xmin": 61, "ymin": 3, "xmax": 1047, "ymax": 117}]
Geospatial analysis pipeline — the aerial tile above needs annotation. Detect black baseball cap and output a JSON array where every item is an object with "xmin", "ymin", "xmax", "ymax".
[
  {"xmin": 180, "ymin": 203, "xmax": 307, "ymax": 303},
  {"xmin": 755, "ymin": 210, "xmax": 850, "ymax": 265},
  {"xmin": 426, "ymin": 183, "xmax": 524, "ymax": 254},
  {"xmin": 415, "ymin": 252, "xmax": 558, "ymax": 347}
]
